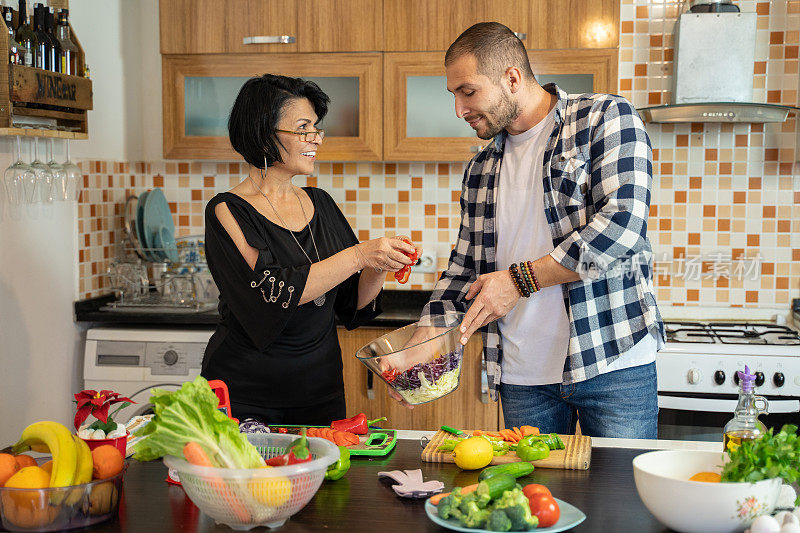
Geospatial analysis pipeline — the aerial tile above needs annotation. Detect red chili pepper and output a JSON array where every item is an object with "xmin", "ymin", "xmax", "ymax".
[
  {"xmin": 330, "ymin": 413, "xmax": 388, "ymax": 435},
  {"xmin": 382, "ymin": 368, "xmax": 399, "ymax": 383},
  {"xmin": 277, "ymin": 427, "xmax": 288, "ymax": 434},
  {"xmin": 265, "ymin": 428, "xmax": 313, "ymax": 465}
]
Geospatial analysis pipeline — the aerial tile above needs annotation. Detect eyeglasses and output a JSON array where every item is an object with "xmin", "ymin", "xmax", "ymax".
[{"xmin": 275, "ymin": 128, "xmax": 325, "ymax": 142}]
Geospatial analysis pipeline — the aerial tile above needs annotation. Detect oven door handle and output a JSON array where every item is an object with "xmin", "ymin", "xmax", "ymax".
[{"xmin": 658, "ymin": 395, "xmax": 800, "ymax": 413}]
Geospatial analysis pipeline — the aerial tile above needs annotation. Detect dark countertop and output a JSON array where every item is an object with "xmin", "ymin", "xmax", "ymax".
[
  {"xmin": 74, "ymin": 290, "xmax": 432, "ymax": 328},
  {"xmin": 89, "ymin": 439, "xmax": 669, "ymax": 532}
]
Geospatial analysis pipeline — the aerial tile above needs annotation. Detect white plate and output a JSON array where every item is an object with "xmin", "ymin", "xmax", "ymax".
[{"xmin": 425, "ymin": 497, "xmax": 586, "ymax": 533}]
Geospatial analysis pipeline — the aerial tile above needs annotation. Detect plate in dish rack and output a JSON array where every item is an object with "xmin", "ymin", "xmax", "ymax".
[{"xmin": 424, "ymin": 497, "xmax": 586, "ymax": 533}]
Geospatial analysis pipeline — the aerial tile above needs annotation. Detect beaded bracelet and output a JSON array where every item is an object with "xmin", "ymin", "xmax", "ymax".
[
  {"xmin": 519, "ymin": 261, "xmax": 537, "ymax": 294},
  {"xmin": 509, "ymin": 263, "xmax": 530, "ymax": 297},
  {"xmin": 525, "ymin": 260, "xmax": 541, "ymax": 292}
]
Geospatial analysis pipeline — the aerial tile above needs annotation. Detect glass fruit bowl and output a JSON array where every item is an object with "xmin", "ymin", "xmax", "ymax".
[
  {"xmin": 163, "ymin": 433, "xmax": 339, "ymax": 530},
  {"xmin": 356, "ymin": 312, "xmax": 465, "ymax": 405},
  {"xmin": 0, "ymin": 470, "xmax": 124, "ymax": 532}
]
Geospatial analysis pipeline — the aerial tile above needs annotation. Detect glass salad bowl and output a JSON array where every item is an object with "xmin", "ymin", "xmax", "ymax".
[
  {"xmin": 163, "ymin": 433, "xmax": 339, "ymax": 530},
  {"xmin": 355, "ymin": 312, "xmax": 465, "ymax": 405}
]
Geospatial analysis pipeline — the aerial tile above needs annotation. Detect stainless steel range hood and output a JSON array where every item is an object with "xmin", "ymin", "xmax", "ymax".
[{"xmin": 638, "ymin": 102, "xmax": 799, "ymax": 123}]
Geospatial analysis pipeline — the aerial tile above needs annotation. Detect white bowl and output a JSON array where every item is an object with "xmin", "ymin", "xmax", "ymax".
[{"xmin": 633, "ymin": 450, "xmax": 782, "ymax": 533}]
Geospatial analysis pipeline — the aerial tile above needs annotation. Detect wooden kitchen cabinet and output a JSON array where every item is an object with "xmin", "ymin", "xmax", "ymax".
[
  {"xmin": 529, "ymin": 0, "xmax": 619, "ymax": 49},
  {"xmin": 384, "ymin": 48, "xmax": 617, "ymax": 161},
  {"xmin": 160, "ymin": 0, "xmax": 380, "ymax": 54},
  {"xmin": 338, "ymin": 326, "xmax": 500, "ymax": 431},
  {"xmin": 162, "ymin": 53, "xmax": 382, "ymax": 160}
]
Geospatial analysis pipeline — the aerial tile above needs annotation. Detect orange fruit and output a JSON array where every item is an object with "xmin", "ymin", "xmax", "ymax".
[
  {"xmin": 4, "ymin": 466, "xmax": 51, "ymax": 507},
  {"xmin": 0, "ymin": 453, "xmax": 20, "ymax": 486},
  {"xmin": 40, "ymin": 461, "xmax": 53, "ymax": 475},
  {"xmin": 91, "ymin": 445, "xmax": 124, "ymax": 480},
  {"xmin": 689, "ymin": 471, "xmax": 721, "ymax": 483},
  {"xmin": 0, "ymin": 491, "xmax": 58, "ymax": 529},
  {"xmin": 13, "ymin": 455, "xmax": 36, "ymax": 470}
]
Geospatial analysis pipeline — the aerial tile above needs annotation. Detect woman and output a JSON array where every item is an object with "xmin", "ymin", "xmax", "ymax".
[{"xmin": 202, "ymin": 74, "xmax": 418, "ymax": 426}]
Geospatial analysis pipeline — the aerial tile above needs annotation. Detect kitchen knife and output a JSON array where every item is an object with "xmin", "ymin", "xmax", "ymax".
[{"xmin": 440, "ymin": 425, "xmax": 466, "ymax": 437}]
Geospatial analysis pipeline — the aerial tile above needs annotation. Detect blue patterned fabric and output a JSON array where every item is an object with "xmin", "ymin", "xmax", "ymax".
[{"xmin": 420, "ymin": 84, "xmax": 665, "ymax": 401}]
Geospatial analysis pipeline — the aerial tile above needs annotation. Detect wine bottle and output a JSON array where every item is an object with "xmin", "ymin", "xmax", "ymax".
[
  {"xmin": 3, "ymin": 6, "xmax": 22, "ymax": 65},
  {"xmin": 56, "ymin": 8, "xmax": 77, "ymax": 75},
  {"xmin": 15, "ymin": 0, "xmax": 37, "ymax": 68},
  {"xmin": 32, "ymin": 4, "xmax": 52, "ymax": 71},
  {"xmin": 45, "ymin": 7, "xmax": 60, "ymax": 72}
]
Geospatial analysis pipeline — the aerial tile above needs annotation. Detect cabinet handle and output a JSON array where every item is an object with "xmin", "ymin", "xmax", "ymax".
[
  {"xmin": 514, "ymin": 32, "xmax": 527, "ymax": 40},
  {"xmin": 366, "ymin": 370, "xmax": 375, "ymax": 400},
  {"xmin": 471, "ymin": 145, "xmax": 485, "ymax": 153},
  {"xmin": 480, "ymin": 360, "xmax": 489, "ymax": 404},
  {"xmin": 243, "ymin": 35, "xmax": 296, "ymax": 45}
]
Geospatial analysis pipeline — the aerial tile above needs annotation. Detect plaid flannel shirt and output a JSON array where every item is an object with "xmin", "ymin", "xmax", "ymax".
[{"xmin": 420, "ymin": 84, "xmax": 665, "ymax": 401}]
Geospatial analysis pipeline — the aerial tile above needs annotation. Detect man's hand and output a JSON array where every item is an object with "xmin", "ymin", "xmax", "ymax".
[{"xmin": 458, "ymin": 270, "xmax": 521, "ymax": 344}]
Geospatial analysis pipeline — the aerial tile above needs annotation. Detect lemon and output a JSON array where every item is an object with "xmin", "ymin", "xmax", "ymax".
[
  {"xmin": 453, "ymin": 437, "xmax": 493, "ymax": 470},
  {"xmin": 248, "ymin": 467, "xmax": 292, "ymax": 507}
]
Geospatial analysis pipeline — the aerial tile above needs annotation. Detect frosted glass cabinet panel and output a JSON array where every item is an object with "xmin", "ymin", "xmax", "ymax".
[
  {"xmin": 406, "ymin": 76, "xmax": 474, "ymax": 138},
  {"xmin": 163, "ymin": 54, "xmax": 382, "ymax": 160},
  {"xmin": 184, "ymin": 76, "xmax": 360, "ymax": 137},
  {"xmin": 537, "ymin": 74, "xmax": 594, "ymax": 95}
]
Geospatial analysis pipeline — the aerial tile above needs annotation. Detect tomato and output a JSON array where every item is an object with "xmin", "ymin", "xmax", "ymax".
[
  {"xmin": 522, "ymin": 483, "xmax": 552, "ymax": 501},
  {"xmin": 528, "ymin": 494, "xmax": 560, "ymax": 528}
]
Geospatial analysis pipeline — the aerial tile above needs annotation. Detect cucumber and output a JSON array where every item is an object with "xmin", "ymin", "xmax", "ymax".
[
  {"xmin": 478, "ymin": 461, "xmax": 535, "ymax": 482},
  {"xmin": 476, "ymin": 473, "xmax": 516, "ymax": 501}
]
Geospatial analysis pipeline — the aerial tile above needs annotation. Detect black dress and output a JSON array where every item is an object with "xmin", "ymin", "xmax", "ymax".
[{"xmin": 202, "ymin": 188, "xmax": 381, "ymax": 425}]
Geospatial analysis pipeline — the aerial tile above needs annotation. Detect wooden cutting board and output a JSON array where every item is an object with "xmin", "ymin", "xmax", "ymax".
[{"xmin": 421, "ymin": 430, "xmax": 592, "ymax": 470}]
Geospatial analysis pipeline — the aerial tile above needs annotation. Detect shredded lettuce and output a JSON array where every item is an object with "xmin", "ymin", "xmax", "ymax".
[
  {"xmin": 132, "ymin": 376, "xmax": 264, "ymax": 469},
  {"xmin": 398, "ymin": 363, "xmax": 461, "ymax": 404}
]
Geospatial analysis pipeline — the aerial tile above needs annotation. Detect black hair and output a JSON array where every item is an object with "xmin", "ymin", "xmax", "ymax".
[
  {"xmin": 228, "ymin": 74, "xmax": 330, "ymax": 169},
  {"xmin": 445, "ymin": 22, "xmax": 535, "ymax": 82}
]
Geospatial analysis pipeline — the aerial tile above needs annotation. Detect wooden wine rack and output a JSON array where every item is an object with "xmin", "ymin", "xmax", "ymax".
[{"xmin": 0, "ymin": 0, "xmax": 91, "ymax": 139}]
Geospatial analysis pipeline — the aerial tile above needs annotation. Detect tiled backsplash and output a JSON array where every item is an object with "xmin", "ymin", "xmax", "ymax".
[{"xmin": 79, "ymin": 0, "xmax": 800, "ymax": 309}]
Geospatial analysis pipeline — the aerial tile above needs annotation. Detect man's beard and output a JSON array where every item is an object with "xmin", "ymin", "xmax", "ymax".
[{"xmin": 475, "ymin": 90, "xmax": 520, "ymax": 140}]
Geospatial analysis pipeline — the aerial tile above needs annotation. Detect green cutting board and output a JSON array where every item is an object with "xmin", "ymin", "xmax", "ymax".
[{"xmin": 267, "ymin": 425, "xmax": 397, "ymax": 457}]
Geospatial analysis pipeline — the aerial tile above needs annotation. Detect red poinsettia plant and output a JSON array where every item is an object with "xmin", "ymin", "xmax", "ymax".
[{"xmin": 74, "ymin": 389, "xmax": 135, "ymax": 432}]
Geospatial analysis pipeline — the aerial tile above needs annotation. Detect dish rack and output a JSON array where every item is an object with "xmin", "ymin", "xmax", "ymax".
[{"xmin": 102, "ymin": 194, "xmax": 217, "ymax": 313}]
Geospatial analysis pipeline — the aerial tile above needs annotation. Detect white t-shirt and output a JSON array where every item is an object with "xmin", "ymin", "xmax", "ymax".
[{"xmin": 496, "ymin": 107, "xmax": 571, "ymax": 386}]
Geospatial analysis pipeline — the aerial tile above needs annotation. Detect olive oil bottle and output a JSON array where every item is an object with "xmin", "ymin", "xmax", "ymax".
[{"xmin": 723, "ymin": 365, "xmax": 768, "ymax": 451}]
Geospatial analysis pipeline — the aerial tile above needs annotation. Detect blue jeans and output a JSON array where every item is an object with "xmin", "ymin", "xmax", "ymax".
[{"xmin": 499, "ymin": 362, "xmax": 658, "ymax": 438}]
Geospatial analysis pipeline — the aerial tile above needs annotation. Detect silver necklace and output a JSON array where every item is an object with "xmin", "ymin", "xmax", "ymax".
[{"xmin": 249, "ymin": 175, "xmax": 326, "ymax": 307}]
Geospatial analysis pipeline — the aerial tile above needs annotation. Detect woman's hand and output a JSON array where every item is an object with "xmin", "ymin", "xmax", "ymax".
[{"xmin": 355, "ymin": 236, "xmax": 417, "ymax": 273}]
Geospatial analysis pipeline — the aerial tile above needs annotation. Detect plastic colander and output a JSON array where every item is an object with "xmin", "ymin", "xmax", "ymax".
[{"xmin": 163, "ymin": 433, "xmax": 339, "ymax": 530}]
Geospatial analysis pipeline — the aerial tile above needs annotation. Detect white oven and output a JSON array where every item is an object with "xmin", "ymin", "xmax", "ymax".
[
  {"xmin": 83, "ymin": 327, "xmax": 214, "ymax": 424},
  {"xmin": 656, "ymin": 321, "xmax": 800, "ymax": 441}
]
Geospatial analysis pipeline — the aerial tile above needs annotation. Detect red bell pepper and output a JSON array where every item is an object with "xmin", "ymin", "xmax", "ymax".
[
  {"xmin": 330, "ymin": 413, "xmax": 387, "ymax": 435},
  {"xmin": 394, "ymin": 238, "xmax": 419, "ymax": 284},
  {"xmin": 265, "ymin": 428, "xmax": 313, "ymax": 466},
  {"xmin": 381, "ymin": 368, "xmax": 400, "ymax": 383}
]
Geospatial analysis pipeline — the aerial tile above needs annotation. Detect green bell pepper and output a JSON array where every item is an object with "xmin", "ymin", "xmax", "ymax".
[
  {"xmin": 324, "ymin": 446, "xmax": 351, "ymax": 481},
  {"xmin": 515, "ymin": 436, "xmax": 550, "ymax": 462}
]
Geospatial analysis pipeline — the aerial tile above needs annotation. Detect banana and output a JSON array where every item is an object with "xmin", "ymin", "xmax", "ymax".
[
  {"xmin": 14, "ymin": 421, "xmax": 78, "ymax": 488},
  {"xmin": 72, "ymin": 435, "xmax": 93, "ymax": 485}
]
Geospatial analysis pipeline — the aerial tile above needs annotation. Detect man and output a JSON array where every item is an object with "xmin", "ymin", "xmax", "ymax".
[{"xmin": 415, "ymin": 22, "xmax": 664, "ymax": 438}]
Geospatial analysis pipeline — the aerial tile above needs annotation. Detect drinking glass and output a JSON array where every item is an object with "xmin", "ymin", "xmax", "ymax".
[
  {"xmin": 30, "ymin": 137, "xmax": 54, "ymax": 203},
  {"xmin": 3, "ymin": 136, "xmax": 35, "ymax": 205},
  {"xmin": 47, "ymin": 138, "xmax": 68, "ymax": 201},
  {"xmin": 62, "ymin": 139, "xmax": 82, "ymax": 202}
]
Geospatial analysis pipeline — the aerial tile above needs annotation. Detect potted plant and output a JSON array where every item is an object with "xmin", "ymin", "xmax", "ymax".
[{"xmin": 74, "ymin": 389, "xmax": 135, "ymax": 456}]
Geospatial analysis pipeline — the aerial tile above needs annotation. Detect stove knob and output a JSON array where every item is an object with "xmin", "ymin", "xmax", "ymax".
[
  {"xmin": 687, "ymin": 368, "xmax": 700, "ymax": 384},
  {"xmin": 754, "ymin": 372, "xmax": 765, "ymax": 387},
  {"xmin": 163, "ymin": 350, "xmax": 178, "ymax": 366},
  {"xmin": 714, "ymin": 370, "xmax": 725, "ymax": 385},
  {"xmin": 773, "ymin": 372, "xmax": 785, "ymax": 387},
  {"xmin": 733, "ymin": 373, "xmax": 740, "ymax": 386}
]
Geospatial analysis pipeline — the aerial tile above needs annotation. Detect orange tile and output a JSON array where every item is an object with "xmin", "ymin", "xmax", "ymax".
[
  {"xmin": 716, "ymin": 277, "xmax": 729, "ymax": 288},
  {"xmin": 756, "ymin": 2, "xmax": 770, "ymax": 15},
  {"xmin": 676, "ymin": 134, "xmax": 688, "ymax": 147},
  {"xmin": 747, "ymin": 234, "xmax": 760, "ymax": 246},
  {"xmin": 687, "ymin": 289, "xmax": 699, "ymax": 302},
  {"xmin": 636, "ymin": 5, "xmax": 648, "ymax": 18},
  {"xmin": 691, "ymin": 123, "xmax": 704, "ymax": 133},
  {"xmin": 703, "ymin": 205, "xmax": 716, "ymax": 217},
  {"xmin": 733, "ymin": 191, "xmax": 746, "ymax": 203},
  {"xmin": 620, "ymin": 78, "xmax": 632, "ymax": 91},
  {"xmin": 437, "ymin": 163, "xmax": 449, "ymax": 175},
  {"xmin": 179, "ymin": 215, "xmax": 189, "ymax": 226},
  {"xmin": 762, "ymin": 262, "xmax": 775, "ymax": 275},
  {"xmin": 412, "ymin": 177, "xmax": 422, "ymax": 189},
  {"xmin": 664, "ymin": 49, "xmax": 674, "ymax": 62},
  {"xmin": 674, "ymin": 191, "xmax": 686, "ymax": 203},
  {"xmin": 659, "ymin": 219, "xmax": 671, "ymax": 230},
  {"xmin": 451, "ymin": 190, "xmax": 460, "ymax": 202},
  {"xmin": 767, "ymin": 90, "xmax": 781, "ymax": 103},
  {"xmin": 705, "ymin": 149, "xmax": 717, "ymax": 161},
  {"xmin": 358, "ymin": 229, "xmax": 370, "ymax": 241},
  {"xmin": 688, "ymin": 233, "xmax": 700, "ymax": 245},
  {"xmin": 660, "ymin": 162, "xmax": 673, "ymax": 174},
  {"xmin": 745, "ymin": 291, "xmax": 759, "ymax": 303},
  {"xmin": 307, "ymin": 176, "xmax": 317, "ymax": 187},
  {"xmin": 786, "ymin": 46, "xmax": 799, "ymax": 59},
  {"xmin": 385, "ymin": 163, "xmax": 396, "ymax": 175},
  {"xmin": 780, "ymin": 162, "xmax": 793, "ymax": 175},
  {"xmin": 778, "ymin": 220, "xmax": 791, "ymax": 232},
  {"xmin": 177, "ymin": 163, "xmax": 189, "ymax": 174},
  {"xmin": 777, "ymin": 277, "xmax": 789, "ymax": 290},
  {"xmin": 621, "ymin": 20, "xmax": 634, "ymax": 33},
  {"xmin": 153, "ymin": 175, "xmax": 165, "ymax": 188},
  {"xmin": 424, "ymin": 204, "xmax": 436, "ymax": 216},
  {"xmin": 719, "ymin": 162, "xmax": 731, "ymax": 174},
  {"xmin": 385, "ymin": 216, "xmax": 396, "ymax": 228},
  {"xmin": 648, "ymin": 92, "xmax": 661, "ymax": 105},
  {"xmin": 399, "ymin": 191, "xmax": 409, "ymax": 202},
  {"xmin": 359, "ymin": 176, "xmax": 370, "ymax": 188},
  {"xmin": 634, "ymin": 64, "xmax": 647, "ymax": 76},
  {"xmin": 372, "ymin": 204, "xmax": 383, "ymax": 215},
  {"xmin": 735, "ymin": 134, "xmax": 748, "ymax": 147},
  {"xmin": 749, "ymin": 177, "xmax": 761, "ymax": 189},
  {"xmin": 411, "ymin": 230, "xmax": 422, "ymax": 242},
  {"xmin": 191, "ymin": 190, "xmax": 201, "ymax": 201},
  {"xmin": 770, "ymin": 31, "xmax": 784, "ymax": 45},
  {"xmin": 650, "ymin": 34, "xmax": 663, "ymax": 47},
  {"xmin": 690, "ymin": 176, "xmax": 702, "ymax": 189},
  {"xmin": 438, "ymin": 217, "xmax": 448, "ymax": 229},
  {"xmin": 345, "ymin": 190, "xmax": 356, "ymax": 201},
  {"xmin": 763, "ymin": 205, "xmax": 776, "ymax": 217},
  {"xmin": 333, "ymin": 163, "xmax": 344, "ymax": 174}
]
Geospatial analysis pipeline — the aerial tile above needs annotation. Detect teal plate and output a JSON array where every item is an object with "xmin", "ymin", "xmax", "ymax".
[
  {"xmin": 425, "ymin": 497, "xmax": 586, "ymax": 533},
  {"xmin": 142, "ymin": 188, "xmax": 176, "ymax": 262},
  {"xmin": 136, "ymin": 190, "xmax": 152, "ymax": 261}
]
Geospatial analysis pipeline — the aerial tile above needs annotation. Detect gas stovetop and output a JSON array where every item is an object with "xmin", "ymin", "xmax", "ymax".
[{"xmin": 664, "ymin": 321, "xmax": 800, "ymax": 346}]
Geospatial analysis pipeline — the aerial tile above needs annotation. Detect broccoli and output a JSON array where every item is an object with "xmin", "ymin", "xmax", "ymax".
[
  {"xmin": 486, "ymin": 509, "xmax": 513, "ymax": 532},
  {"xmin": 437, "ymin": 493, "xmax": 462, "ymax": 520},
  {"xmin": 458, "ymin": 500, "xmax": 491, "ymax": 529},
  {"xmin": 491, "ymin": 488, "xmax": 538, "ymax": 531}
]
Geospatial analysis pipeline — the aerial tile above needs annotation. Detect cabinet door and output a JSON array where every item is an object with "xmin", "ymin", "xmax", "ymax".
[
  {"xmin": 226, "ymin": 0, "xmax": 298, "ymax": 53},
  {"xmin": 339, "ymin": 327, "xmax": 500, "ymax": 431},
  {"xmin": 529, "ymin": 49, "xmax": 618, "ymax": 94},
  {"xmin": 160, "ymin": 0, "xmax": 229, "ymax": 54},
  {"xmin": 384, "ymin": 52, "xmax": 485, "ymax": 161},
  {"xmin": 530, "ymin": 0, "xmax": 619, "ymax": 49},
  {"xmin": 298, "ymin": 0, "xmax": 383, "ymax": 52},
  {"xmin": 384, "ymin": 0, "xmax": 481, "ymax": 52},
  {"xmin": 163, "ymin": 53, "xmax": 382, "ymax": 160}
]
